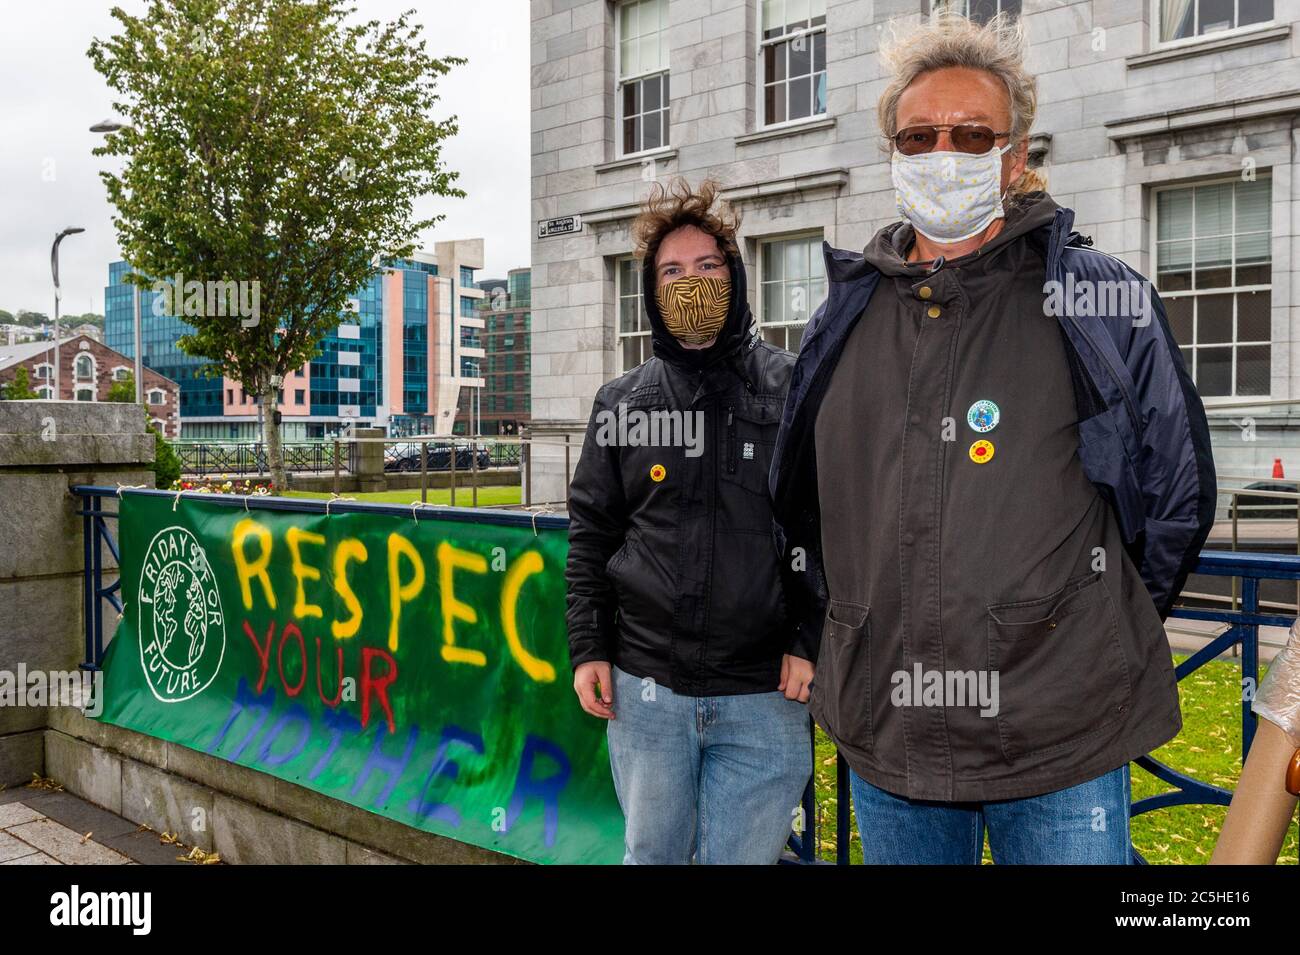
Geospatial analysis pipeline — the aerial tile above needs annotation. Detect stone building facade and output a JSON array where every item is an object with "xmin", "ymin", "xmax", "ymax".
[
  {"xmin": 0, "ymin": 334, "xmax": 180, "ymax": 437},
  {"xmin": 529, "ymin": 0, "xmax": 1300, "ymax": 502}
]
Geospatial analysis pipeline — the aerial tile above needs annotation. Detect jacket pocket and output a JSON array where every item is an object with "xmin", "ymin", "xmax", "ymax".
[
  {"xmin": 719, "ymin": 399, "xmax": 780, "ymax": 499},
  {"xmin": 813, "ymin": 600, "xmax": 872, "ymax": 750},
  {"xmin": 986, "ymin": 571, "xmax": 1132, "ymax": 763}
]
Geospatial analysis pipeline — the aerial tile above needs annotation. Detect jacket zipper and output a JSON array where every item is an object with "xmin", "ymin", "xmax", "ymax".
[{"xmin": 726, "ymin": 405, "xmax": 737, "ymax": 474}]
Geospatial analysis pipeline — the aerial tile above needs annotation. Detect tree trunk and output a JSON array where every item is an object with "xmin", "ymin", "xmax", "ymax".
[{"xmin": 262, "ymin": 377, "xmax": 288, "ymax": 493}]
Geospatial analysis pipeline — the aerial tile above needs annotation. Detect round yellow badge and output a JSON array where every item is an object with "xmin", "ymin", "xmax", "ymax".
[
  {"xmin": 650, "ymin": 464, "xmax": 666, "ymax": 482},
  {"xmin": 969, "ymin": 440, "xmax": 995, "ymax": 464}
]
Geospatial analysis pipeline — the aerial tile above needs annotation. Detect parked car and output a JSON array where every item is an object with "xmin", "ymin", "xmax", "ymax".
[
  {"xmin": 385, "ymin": 442, "xmax": 491, "ymax": 472},
  {"xmin": 1227, "ymin": 481, "xmax": 1300, "ymax": 520}
]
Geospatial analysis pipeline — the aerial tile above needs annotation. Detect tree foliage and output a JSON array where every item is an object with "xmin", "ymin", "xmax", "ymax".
[
  {"xmin": 89, "ymin": 0, "xmax": 466, "ymax": 487},
  {"xmin": 2, "ymin": 365, "xmax": 39, "ymax": 400}
]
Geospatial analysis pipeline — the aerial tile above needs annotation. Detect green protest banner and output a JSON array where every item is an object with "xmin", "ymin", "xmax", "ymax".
[{"xmin": 94, "ymin": 492, "xmax": 624, "ymax": 864}]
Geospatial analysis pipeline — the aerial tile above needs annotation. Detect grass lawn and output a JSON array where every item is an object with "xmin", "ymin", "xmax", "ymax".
[
  {"xmin": 811, "ymin": 653, "xmax": 1300, "ymax": 865},
  {"xmin": 285, "ymin": 485, "xmax": 522, "ymax": 507}
]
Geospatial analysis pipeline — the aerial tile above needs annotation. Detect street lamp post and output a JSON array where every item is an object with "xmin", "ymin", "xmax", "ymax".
[
  {"xmin": 91, "ymin": 120, "xmax": 143, "ymax": 403},
  {"xmin": 50, "ymin": 227, "xmax": 85, "ymax": 399}
]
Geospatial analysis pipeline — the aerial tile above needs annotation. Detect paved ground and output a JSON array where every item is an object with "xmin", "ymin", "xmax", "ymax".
[{"xmin": 0, "ymin": 784, "xmax": 194, "ymax": 865}]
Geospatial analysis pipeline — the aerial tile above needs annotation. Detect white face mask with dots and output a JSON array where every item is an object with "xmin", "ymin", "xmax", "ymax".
[{"xmin": 891, "ymin": 142, "xmax": 1014, "ymax": 244}]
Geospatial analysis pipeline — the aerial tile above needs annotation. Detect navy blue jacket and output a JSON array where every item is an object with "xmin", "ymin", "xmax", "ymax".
[{"xmin": 770, "ymin": 205, "xmax": 1217, "ymax": 662}]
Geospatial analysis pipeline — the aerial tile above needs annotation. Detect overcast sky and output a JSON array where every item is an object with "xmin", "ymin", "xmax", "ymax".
[{"xmin": 0, "ymin": 0, "xmax": 530, "ymax": 317}]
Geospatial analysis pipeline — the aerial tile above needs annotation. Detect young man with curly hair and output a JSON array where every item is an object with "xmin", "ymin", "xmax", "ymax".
[{"xmin": 565, "ymin": 177, "xmax": 813, "ymax": 864}]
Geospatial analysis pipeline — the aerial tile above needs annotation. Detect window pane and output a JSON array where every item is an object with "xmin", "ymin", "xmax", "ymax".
[
  {"xmin": 763, "ymin": 241, "xmax": 783, "ymax": 282},
  {"xmin": 640, "ymin": 34, "xmax": 659, "ymax": 74},
  {"xmin": 621, "ymin": 39, "xmax": 637, "ymax": 79},
  {"xmin": 813, "ymin": 31, "xmax": 826, "ymax": 72},
  {"xmin": 644, "ymin": 76, "xmax": 660, "ymax": 111},
  {"xmin": 1237, "ymin": 344, "xmax": 1271, "ymax": 396},
  {"xmin": 765, "ymin": 42, "xmax": 785, "ymax": 83},
  {"xmin": 1236, "ymin": 178, "xmax": 1271, "ymax": 233},
  {"xmin": 971, "ymin": 0, "xmax": 998, "ymax": 24},
  {"xmin": 1240, "ymin": 0, "xmax": 1273, "ymax": 28},
  {"xmin": 789, "ymin": 36, "xmax": 811, "ymax": 78},
  {"xmin": 643, "ymin": 110, "xmax": 661, "ymax": 150},
  {"xmin": 1199, "ymin": 0, "xmax": 1235, "ymax": 34},
  {"xmin": 1197, "ymin": 346, "xmax": 1232, "ymax": 396},
  {"xmin": 789, "ymin": 77, "xmax": 811, "ymax": 120},
  {"xmin": 1194, "ymin": 235, "xmax": 1232, "ymax": 289},
  {"xmin": 764, "ymin": 282, "xmax": 784, "ymax": 325},
  {"xmin": 1161, "ymin": 0, "xmax": 1195, "ymax": 41},
  {"xmin": 785, "ymin": 239, "xmax": 809, "ymax": 280},
  {"xmin": 621, "ymin": 336, "xmax": 643, "ymax": 372},
  {"xmin": 1198, "ymin": 294, "xmax": 1233, "ymax": 344},
  {"xmin": 765, "ymin": 82, "xmax": 786, "ymax": 125},
  {"xmin": 1157, "ymin": 189, "xmax": 1194, "ymax": 241},
  {"xmin": 1166, "ymin": 296, "xmax": 1193, "ymax": 343},
  {"xmin": 1157, "ymin": 240, "xmax": 1194, "ymax": 291},
  {"xmin": 1237, "ymin": 290, "xmax": 1271, "ymax": 341},
  {"xmin": 762, "ymin": 0, "xmax": 784, "ymax": 39},
  {"xmin": 788, "ymin": 0, "xmax": 809, "ymax": 29},
  {"xmin": 1196, "ymin": 182, "xmax": 1233, "ymax": 235}
]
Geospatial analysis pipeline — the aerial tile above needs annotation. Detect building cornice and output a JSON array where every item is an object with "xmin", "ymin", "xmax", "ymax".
[
  {"xmin": 1105, "ymin": 90, "xmax": 1300, "ymax": 142},
  {"xmin": 581, "ymin": 168, "xmax": 850, "ymax": 225}
]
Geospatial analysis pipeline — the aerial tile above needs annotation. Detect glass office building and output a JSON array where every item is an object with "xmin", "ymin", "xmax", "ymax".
[{"xmin": 105, "ymin": 240, "xmax": 485, "ymax": 440}]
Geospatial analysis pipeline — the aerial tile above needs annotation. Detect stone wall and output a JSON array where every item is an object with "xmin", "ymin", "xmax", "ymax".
[{"xmin": 0, "ymin": 400, "xmax": 155, "ymax": 785}]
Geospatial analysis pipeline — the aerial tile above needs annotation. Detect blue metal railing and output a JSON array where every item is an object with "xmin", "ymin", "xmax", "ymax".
[{"xmin": 71, "ymin": 486, "xmax": 1291, "ymax": 864}]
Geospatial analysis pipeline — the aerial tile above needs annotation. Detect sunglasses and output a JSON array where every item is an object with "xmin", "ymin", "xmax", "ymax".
[{"xmin": 893, "ymin": 124, "xmax": 1011, "ymax": 156}]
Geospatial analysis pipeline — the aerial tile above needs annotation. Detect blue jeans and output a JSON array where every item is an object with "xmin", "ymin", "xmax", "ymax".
[
  {"xmin": 849, "ymin": 764, "xmax": 1132, "ymax": 864},
  {"xmin": 605, "ymin": 665, "xmax": 813, "ymax": 864}
]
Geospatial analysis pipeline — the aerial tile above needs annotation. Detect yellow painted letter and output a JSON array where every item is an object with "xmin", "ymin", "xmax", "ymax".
[
  {"xmin": 332, "ymin": 538, "xmax": 368, "ymax": 639},
  {"xmin": 232, "ymin": 518, "xmax": 276, "ymax": 611},
  {"xmin": 287, "ymin": 527, "xmax": 326, "ymax": 619},
  {"xmin": 438, "ymin": 542, "xmax": 487, "ymax": 666},
  {"xmin": 387, "ymin": 533, "xmax": 425, "ymax": 652},
  {"xmin": 501, "ymin": 551, "xmax": 555, "ymax": 683}
]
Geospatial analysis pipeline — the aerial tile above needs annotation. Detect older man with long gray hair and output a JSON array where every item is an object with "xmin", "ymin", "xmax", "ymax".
[{"xmin": 771, "ymin": 11, "xmax": 1216, "ymax": 864}]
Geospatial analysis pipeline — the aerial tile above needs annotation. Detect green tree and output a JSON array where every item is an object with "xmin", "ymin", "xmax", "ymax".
[
  {"xmin": 106, "ymin": 371, "xmax": 136, "ymax": 402},
  {"xmin": 0, "ymin": 310, "xmax": 13, "ymax": 324},
  {"xmin": 90, "ymin": 0, "xmax": 465, "ymax": 491},
  {"xmin": 146, "ymin": 411, "xmax": 183, "ymax": 488},
  {"xmin": 2, "ymin": 365, "xmax": 40, "ymax": 400}
]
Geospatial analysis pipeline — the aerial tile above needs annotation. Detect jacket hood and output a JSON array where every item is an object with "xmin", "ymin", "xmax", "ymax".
[
  {"xmin": 864, "ymin": 191, "xmax": 1063, "ymax": 278},
  {"xmin": 642, "ymin": 245, "xmax": 755, "ymax": 371}
]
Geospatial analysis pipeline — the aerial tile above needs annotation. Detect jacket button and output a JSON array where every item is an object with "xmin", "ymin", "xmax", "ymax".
[
  {"xmin": 1047, "ymin": 620, "xmax": 1057, "ymax": 630},
  {"xmin": 927, "ymin": 306, "xmax": 941, "ymax": 319},
  {"xmin": 918, "ymin": 286, "xmax": 933, "ymax": 300}
]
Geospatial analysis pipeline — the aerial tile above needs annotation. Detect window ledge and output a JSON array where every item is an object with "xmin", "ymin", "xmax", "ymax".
[
  {"xmin": 1127, "ymin": 24, "xmax": 1291, "ymax": 69},
  {"xmin": 595, "ymin": 148, "xmax": 677, "ymax": 175},
  {"xmin": 735, "ymin": 116, "xmax": 836, "ymax": 147}
]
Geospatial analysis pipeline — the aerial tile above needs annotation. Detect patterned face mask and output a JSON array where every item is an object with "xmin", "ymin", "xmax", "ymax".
[
  {"xmin": 655, "ymin": 274, "xmax": 731, "ymax": 344},
  {"xmin": 891, "ymin": 143, "xmax": 1013, "ymax": 243}
]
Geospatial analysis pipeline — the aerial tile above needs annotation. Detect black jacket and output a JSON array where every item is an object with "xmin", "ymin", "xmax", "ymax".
[{"xmin": 565, "ymin": 248, "xmax": 798, "ymax": 695}]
